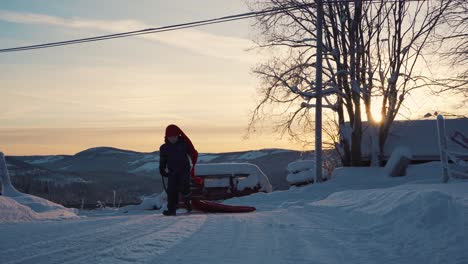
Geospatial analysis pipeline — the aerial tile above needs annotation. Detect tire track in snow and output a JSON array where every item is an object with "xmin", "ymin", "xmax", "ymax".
[
  {"xmin": 4, "ymin": 213, "xmax": 206, "ymax": 264},
  {"xmin": 1, "ymin": 214, "xmax": 156, "ymax": 256},
  {"xmin": 79, "ymin": 214, "xmax": 207, "ymax": 264},
  {"xmin": 152, "ymin": 209, "xmax": 370, "ymax": 264}
]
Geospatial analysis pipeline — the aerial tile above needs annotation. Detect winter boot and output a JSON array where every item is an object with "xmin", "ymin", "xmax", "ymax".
[
  {"xmin": 162, "ymin": 210, "xmax": 176, "ymax": 216},
  {"xmin": 184, "ymin": 199, "xmax": 192, "ymax": 212}
]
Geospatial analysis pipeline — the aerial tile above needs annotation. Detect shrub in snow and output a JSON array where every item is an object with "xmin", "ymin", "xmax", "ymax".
[{"xmin": 96, "ymin": 201, "xmax": 106, "ymax": 209}]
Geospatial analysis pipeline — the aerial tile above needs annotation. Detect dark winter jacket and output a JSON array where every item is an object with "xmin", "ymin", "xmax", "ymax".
[{"xmin": 159, "ymin": 138, "xmax": 191, "ymax": 177}]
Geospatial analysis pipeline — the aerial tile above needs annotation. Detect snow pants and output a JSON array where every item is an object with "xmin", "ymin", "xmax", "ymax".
[{"xmin": 166, "ymin": 170, "xmax": 191, "ymax": 212}]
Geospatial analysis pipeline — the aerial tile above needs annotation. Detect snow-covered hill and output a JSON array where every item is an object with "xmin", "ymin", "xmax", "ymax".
[
  {"xmin": 6, "ymin": 147, "xmax": 310, "ymax": 207},
  {"xmin": 1, "ymin": 161, "xmax": 466, "ymax": 263}
]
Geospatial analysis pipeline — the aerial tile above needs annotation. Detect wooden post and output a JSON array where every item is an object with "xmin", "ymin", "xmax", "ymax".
[{"xmin": 436, "ymin": 115, "xmax": 450, "ymax": 183}]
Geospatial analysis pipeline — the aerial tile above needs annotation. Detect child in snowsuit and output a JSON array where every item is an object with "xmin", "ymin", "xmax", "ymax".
[{"xmin": 159, "ymin": 124, "xmax": 198, "ymax": 216}]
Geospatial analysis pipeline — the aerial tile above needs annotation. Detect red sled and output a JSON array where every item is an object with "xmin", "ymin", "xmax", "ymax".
[{"xmin": 191, "ymin": 199, "xmax": 255, "ymax": 213}]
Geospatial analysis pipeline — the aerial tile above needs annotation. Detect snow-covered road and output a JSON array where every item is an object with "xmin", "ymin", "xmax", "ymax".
[
  {"xmin": 1, "ymin": 212, "xmax": 207, "ymax": 264},
  {"xmin": 2, "ymin": 195, "xmax": 466, "ymax": 264},
  {"xmin": 0, "ymin": 209, "xmax": 387, "ymax": 264}
]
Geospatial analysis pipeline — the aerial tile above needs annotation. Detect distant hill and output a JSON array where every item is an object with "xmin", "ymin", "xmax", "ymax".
[{"xmin": 6, "ymin": 147, "xmax": 313, "ymax": 208}]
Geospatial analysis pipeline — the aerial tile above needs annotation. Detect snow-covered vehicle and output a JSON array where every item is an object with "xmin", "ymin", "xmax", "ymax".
[
  {"xmin": 286, "ymin": 160, "xmax": 325, "ymax": 186},
  {"xmin": 191, "ymin": 163, "xmax": 272, "ymax": 200}
]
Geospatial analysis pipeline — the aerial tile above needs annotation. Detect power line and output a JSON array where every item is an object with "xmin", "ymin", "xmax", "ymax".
[
  {"xmin": 0, "ymin": 4, "xmax": 306, "ymax": 53},
  {"xmin": 0, "ymin": 13, "xmax": 262, "ymax": 53},
  {"xmin": 0, "ymin": 0, "xmax": 428, "ymax": 53}
]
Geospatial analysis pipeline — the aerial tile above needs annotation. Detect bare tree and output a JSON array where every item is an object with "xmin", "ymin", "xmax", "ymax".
[
  {"xmin": 435, "ymin": 0, "xmax": 468, "ymax": 100},
  {"xmin": 249, "ymin": 0, "xmax": 452, "ymax": 166}
]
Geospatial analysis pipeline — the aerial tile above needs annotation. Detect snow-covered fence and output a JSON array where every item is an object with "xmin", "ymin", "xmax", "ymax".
[
  {"xmin": 286, "ymin": 160, "xmax": 325, "ymax": 186},
  {"xmin": 195, "ymin": 163, "xmax": 272, "ymax": 193},
  {"xmin": 437, "ymin": 115, "xmax": 468, "ymax": 182}
]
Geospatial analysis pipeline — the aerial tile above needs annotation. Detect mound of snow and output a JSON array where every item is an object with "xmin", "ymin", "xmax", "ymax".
[
  {"xmin": 311, "ymin": 187, "xmax": 462, "ymax": 226},
  {"xmin": 0, "ymin": 196, "xmax": 36, "ymax": 222},
  {"xmin": 122, "ymin": 192, "xmax": 167, "ymax": 211},
  {"xmin": 13, "ymin": 193, "xmax": 77, "ymax": 213},
  {"xmin": 1, "ymin": 152, "xmax": 78, "ymax": 222},
  {"xmin": 0, "ymin": 194, "xmax": 78, "ymax": 222}
]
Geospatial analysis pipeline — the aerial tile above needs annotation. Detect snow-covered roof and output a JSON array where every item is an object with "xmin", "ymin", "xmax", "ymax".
[{"xmin": 356, "ymin": 118, "xmax": 468, "ymax": 161}]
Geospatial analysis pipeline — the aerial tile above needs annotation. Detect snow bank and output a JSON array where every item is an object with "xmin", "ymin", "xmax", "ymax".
[
  {"xmin": 332, "ymin": 147, "xmax": 413, "ymax": 180},
  {"xmin": 122, "ymin": 192, "xmax": 167, "ymax": 211},
  {"xmin": 225, "ymin": 161, "xmax": 467, "ymax": 264},
  {"xmin": 196, "ymin": 163, "xmax": 272, "ymax": 192},
  {"xmin": 0, "ymin": 193, "xmax": 78, "ymax": 223},
  {"xmin": 0, "ymin": 196, "xmax": 36, "ymax": 222},
  {"xmin": 0, "ymin": 152, "xmax": 78, "ymax": 222},
  {"xmin": 227, "ymin": 162, "xmax": 465, "ymax": 210},
  {"xmin": 311, "ymin": 186, "xmax": 463, "ymax": 224}
]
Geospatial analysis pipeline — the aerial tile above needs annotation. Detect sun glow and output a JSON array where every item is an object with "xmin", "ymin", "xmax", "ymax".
[{"xmin": 370, "ymin": 103, "xmax": 383, "ymax": 123}]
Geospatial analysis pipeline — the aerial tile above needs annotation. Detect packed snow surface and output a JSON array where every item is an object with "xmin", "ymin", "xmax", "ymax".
[{"xmin": 1, "ymin": 162, "xmax": 467, "ymax": 264}]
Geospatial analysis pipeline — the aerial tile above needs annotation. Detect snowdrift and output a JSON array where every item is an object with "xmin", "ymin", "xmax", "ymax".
[
  {"xmin": 0, "ymin": 152, "xmax": 78, "ymax": 222},
  {"xmin": 0, "ymin": 194, "xmax": 78, "ymax": 223},
  {"xmin": 223, "ymin": 162, "xmax": 468, "ymax": 263},
  {"xmin": 0, "ymin": 196, "xmax": 36, "ymax": 222},
  {"xmin": 311, "ymin": 186, "xmax": 465, "ymax": 228},
  {"xmin": 122, "ymin": 192, "xmax": 167, "ymax": 211}
]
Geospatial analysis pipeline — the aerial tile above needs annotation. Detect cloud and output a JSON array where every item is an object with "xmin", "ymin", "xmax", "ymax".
[{"xmin": 0, "ymin": 10, "xmax": 257, "ymax": 62}]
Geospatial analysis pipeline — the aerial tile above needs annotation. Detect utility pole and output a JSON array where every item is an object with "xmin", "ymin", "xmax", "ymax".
[{"xmin": 315, "ymin": 0, "xmax": 324, "ymax": 183}]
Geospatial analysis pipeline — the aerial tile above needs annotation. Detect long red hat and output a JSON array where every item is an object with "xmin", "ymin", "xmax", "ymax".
[{"xmin": 164, "ymin": 124, "xmax": 202, "ymax": 184}]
